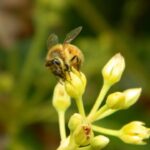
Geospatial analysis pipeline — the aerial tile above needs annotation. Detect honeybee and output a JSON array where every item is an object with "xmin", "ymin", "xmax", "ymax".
[{"xmin": 45, "ymin": 26, "xmax": 84, "ymax": 80}]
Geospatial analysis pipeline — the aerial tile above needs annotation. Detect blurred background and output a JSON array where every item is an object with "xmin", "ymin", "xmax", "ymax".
[{"xmin": 0, "ymin": 0, "xmax": 150, "ymax": 149}]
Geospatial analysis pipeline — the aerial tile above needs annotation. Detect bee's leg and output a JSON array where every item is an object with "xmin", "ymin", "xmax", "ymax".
[
  {"xmin": 64, "ymin": 64, "xmax": 70, "ymax": 71},
  {"xmin": 68, "ymin": 71, "xmax": 72, "ymax": 80},
  {"xmin": 58, "ymin": 79, "xmax": 64, "ymax": 85},
  {"xmin": 71, "ymin": 56, "xmax": 82, "ymax": 78},
  {"xmin": 63, "ymin": 64, "xmax": 71, "ymax": 81},
  {"xmin": 70, "ymin": 56, "xmax": 81, "ymax": 70},
  {"xmin": 65, "ymin": 70, "xmax": 71, "ymax": 81}
]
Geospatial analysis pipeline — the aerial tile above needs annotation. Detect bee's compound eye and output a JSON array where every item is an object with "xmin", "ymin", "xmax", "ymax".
[{"xmin": 52, "ymin": 58, "xmax": 61, "ymax": 66}]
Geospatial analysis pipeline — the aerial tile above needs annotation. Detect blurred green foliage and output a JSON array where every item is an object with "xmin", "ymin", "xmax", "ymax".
[{"xmin": 0, "ymin": 0, "xmax": 150, "ymax": 149}]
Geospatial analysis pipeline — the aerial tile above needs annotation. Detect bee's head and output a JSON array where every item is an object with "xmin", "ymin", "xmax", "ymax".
[
  {"xmin": 45, "ymin": 57, "xmax": 69, "ymax": 80},
  {"xmin": 45, "ymin": 57, "xmax": 61, "ymax": 67}
]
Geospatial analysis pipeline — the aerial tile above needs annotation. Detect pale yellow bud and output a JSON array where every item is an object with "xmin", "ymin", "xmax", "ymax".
[
  {"xmin": 52, "ymin": 82, "xmax": 71, "ymax": 112},
  {"xmin": 123, "ymin": 88, "xmax": 142, "ymax": 109},
  {"xmin": 102, "ymin": 53, "xmax": 125, "ymax": 85},
  {"xmin": 91, "ymin": 135, "xmax": 109, "ymax": 150},
  {"xmin": 106, "ymin": 92, "xmax": 125, "ymax": 109},
  {"xmin": 65, "ymin": 68, "xmax": 86, "ymax": 99},
  {"xmin": 68, "ymin": 113, "xmax": 83, "ymax": 132},
  {"xmin": 119, "ymin": 121, "xmax": 150, "ymax": 145},
  {"xmin": 73, "ymin": 123, "xmax": 94, "ymax": 146}
]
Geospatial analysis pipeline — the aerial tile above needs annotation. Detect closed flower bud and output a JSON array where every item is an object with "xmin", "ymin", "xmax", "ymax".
[
  {"xmin": 123, "ymin": 88, "xmax": 142, "ymax": 109},
  {"xmin": 65, "ymin": 68, "xmax": 86, "ymax": 99},
  {"xmin": 119, "ymin": 121, "xmax": 150, "ymax": 145},
  {"xmin": 68, "ymin": 113, "xmax": 83, "ymax": 132},
  {"xmin": 91, "ymin": 135, "xmax": 109, "ymax": 150},
  {"xmin": 52, "ymin": 82, "xmax": 71, "ymax": 112},
  {"xmin": 102, "ymin": 53, "xmax": 125, "ymax": 85},
  {"xmin": 106, "ymin": 92, "xmax": 125, "ymax": 109},
  {"xmin": 74, "ymin": 123, "xmax": 94, "ymax": 146}
]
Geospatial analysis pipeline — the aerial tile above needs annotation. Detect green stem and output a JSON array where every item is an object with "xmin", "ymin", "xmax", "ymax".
[
  {"xmin": 57, "ymin": 135, "xmax": 78, "ymax": 150},
  {"xmin": 89, "ymin": 105, "xmax": 108, "ymax": 122},
  {"xmin": 76, "ymin": 97, "xmax": 86, "ymax": 117},
  {"xmin": 58, "ymin": 111, "xmax": 66, "ymax": 141},
  {"xmin": 97, "ymin": 109, "xmax": 117, "ymax": 120},
  {"xmin": 92, "ymin": 125, "xmax": 119, "ymax": 137},
  {"xmin": 68, "ymin": 134, "xmax": 78, "ymax": 150},
  {"xmin": 88, "ymin": 82, "xmax": 110, "ymax": 120}
]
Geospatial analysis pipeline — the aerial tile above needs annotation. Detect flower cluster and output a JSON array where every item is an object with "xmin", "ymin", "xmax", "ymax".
[{"xmin": 52, "ymin": 53, "xmax": 150, "ymax": 150}]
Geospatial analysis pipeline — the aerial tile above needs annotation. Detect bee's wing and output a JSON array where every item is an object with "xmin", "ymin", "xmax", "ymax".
[
  {"xmin": 47, "ymin": 33, "xmax": 59, "ymax": 49},
  {"xmin": 64, "ymin": 26, "xmax": 82, "ymax": 44}
]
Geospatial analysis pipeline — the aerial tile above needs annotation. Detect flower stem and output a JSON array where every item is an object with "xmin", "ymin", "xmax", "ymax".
[
  {"xmin": 88, "ymin": 105, "xmax": 108, "ymax": 122},
  {"xmin": 97, "ymin": 109, "xmax": 117, "ymax": 120},
  {"xmin": 76, "ymin": 97, "xmax": 86, "ymax": 117},
  {"xmin": 58, "ymin": 111, "xmax": 66, "ymax": 141},
  {"xmin": 57, "ymin": 135, "xmax": 78, "ymax": 150},
  {"xmin": 88, "ymin": 82, "xmax": 110, "ymax": 120},
  {"xmin": 92, "ymin": 125, "xmax": 119, "ymax": 137}
]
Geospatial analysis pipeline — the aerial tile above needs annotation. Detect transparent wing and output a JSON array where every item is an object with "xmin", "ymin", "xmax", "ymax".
[
  {"xmin": 47, "ymin": 33, "xmax": 59, "ymax": 49},
  {"xmin": 64, "ymin": 26, "xmax": 82, "ymax": 44}
]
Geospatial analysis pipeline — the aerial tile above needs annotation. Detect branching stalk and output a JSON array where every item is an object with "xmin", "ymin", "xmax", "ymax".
[
  {"xmin": 76, "ymin": 97, "xmax": 86, "ymax": 117},
  {"xmin": 92, "ymin": 125, "xmax": 119, "ymax": 137},
  {"xmin": 58, "ymin": 111, "xmax": 66, "ymax": 141},
  {"xmin": 88, "ymin": 82, "xmax": 110, "ymax": 120}
]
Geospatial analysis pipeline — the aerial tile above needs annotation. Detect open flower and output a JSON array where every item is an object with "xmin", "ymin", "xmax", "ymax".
[
  {"xmin": 102, "ymin": 53, "xmax": 125, "ymax": 85},
  {"xmin": 119, "ymin": 121, "xmax": 150, "ymax": 145}
]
